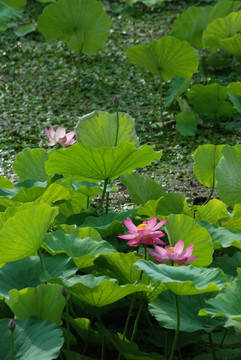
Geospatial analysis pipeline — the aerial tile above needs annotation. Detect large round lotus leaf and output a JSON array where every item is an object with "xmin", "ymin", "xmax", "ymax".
[
  {"xmin": 164, "ymin": 77, "xmax": 190, "ymax": 107},
  {"xmin": 220, "ymin": 33, "xmax": 241, "ymax": 56},
  {"xmin": 171, "ymin": 1, "xmax": 240, "ymax": 48},
  {"xmin": 1, "ymin": 0, "xmax": 26, "ymax": 9},
  {"xmin": 156, "ymin": 193, "xmax": 191, "ymax": 216},
  {"xmin": 126, "ymin": 36, "xmax": 199, "ymax": 81},
  {"xmin": 54, "ymin": 274, "xmax": 149, "ymax": 307},
  {"xmin": 149, "ymin": 291, "xmax": 224, "ymax": 332},
  {"xmin": 200, "ymin": 279, "xmax": 241, "ymax": 334},
  {"xmin": 76, "ymin": 111, "xmax": 137, "ymax": 148},
  {"xmin": 164, "ymin": 214, "xmax": 213, "ymax": 267},
  {"xmin": 0, "ymin": 204, "xmax": 58, "ymax": 263},
  {"xmin": 199, "ymin": 220, "xmax": 241, "ymax": 250},
  {"xmin": 0, "ymin": 253, "xmax": 77, "ymax": 298},
  {"xmin": 216, "ymin": 145, "xmax": 241, "ymax": 207},
  {"xmin": 227, "ymin": 82, "xmax": 241, "ymax": 112},
  {"xmin": 13, "ymin": 148, "xmax": 48, "ymax": 182},
  {"xmin": 188, "ymin": 83, "xmax": 236, "ymax": 117},
  {"xmin": 176, "ymin": 111, "xmax": 198, "ymax": 136},
  {"xmin": 37, "ymin": 0, "xmax": 110, "ymax": 53},
  {"xmin": 6, "ymin": 284, "xmax": 65, "ymax": 325},
  {"xmin": 193, "ymin": 144, "xmax": 224, "ymax": 187},
  {"xmin": 0, "ymin": 2, "xmax": 21, "ymax": 31},
  {"xmin": 203, "ymin": 10, "xmax": 241, "ymax": 52},
  {"xmin": 45, "ymin": 143, "xmax": 162, "ymax": 181},
  {"xmin": 194, "ymin": 199, "xmax": 228, "ymax": 225},
  {"xmin": 0, "ymin": 317, "xmax": 63, "ymax": 360},
  {"xmin": 120, "ymin": 173, "xmax": 165, "ymax": 205},
  {"xmin": 135, "ymin": 260, "xmax": 228, "ymax": 295}
]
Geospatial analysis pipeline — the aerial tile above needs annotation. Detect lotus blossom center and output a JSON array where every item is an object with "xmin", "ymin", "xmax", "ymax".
[
  {"xmin": 137, "ymin": 224, "xmax": 147, "ymax": 230},
  {"xmin": 166, "ymin": 247, "xmax": 174, "ymax": 253}
]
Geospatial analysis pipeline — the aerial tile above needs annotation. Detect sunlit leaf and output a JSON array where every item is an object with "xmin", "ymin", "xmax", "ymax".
[
  {"xmin": 156, "ymin": 193, "xmax": 191, "ymax": 216},
  {"xmin": 6, "ymin": 284, "xmax": 65, "ymax": 325},
  {"xmin": 13, "ymin": 148, "xmax": 48, "ymax": 182},
  {"xmin": 193, "ymin": 144, "xmax": 224, "ymax": 187},
  {"xmin": 46, "ymin": 143, "xmax": 162, "ymax": 181},
  {"xmin": 14, "ymin": 22, "xmax": 36, "ymax": 36},
  {"xmin": 0, "ymin": 204, "xmax": 58, "ymax": 263},
  {"xmin": 76, "ymin": 111, "xmax": 137, "ymax": 148},
  {"xmin": 120, "ymin": 173, "xmax": 164, "ymax": 205},
  {"xmin": 164, "ymin": 214, "xmax": 213, "ymax": 267},
  {"xmin": 37, "ymin": 0, "xmax": 110, "ymax": 53},
  {"xmin": 135, "ymin": 260, "xmax": 228, "ymax": 295},
  {"xmin": 164, "ymin": 77, "xmax": 190, "ymax": 106},
  {"xmin": 126, "ymin": 36, "xmax": 199, "ymax": 81},
  {"xmin": 216, "ymin": 145, "xmax": 241, "ymax": 206},
  {"xmin": 193, "ymin": 199, "xmax": 228, "ymax": 225},
  {"xmin": 176, "ymin": 111, "xmax": 198, "ymax": 136}
]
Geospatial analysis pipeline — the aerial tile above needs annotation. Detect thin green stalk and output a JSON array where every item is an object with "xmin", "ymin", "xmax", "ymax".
[
  {"xmin": 114, "ymin": 105, "xmax": 119, "ymax": 147},
  {"xmin": 94, "ymin": 179, "xmax": 108, "ymax": 212},
  {"xmin": 130, "ymin": 300, "xmax": 144, "ymax": 342},
  {"xmin": 97, "ymin": 315, "xmax": 105, "ymax": 360},
  {"xmin": 78, "ymin": 50, "xmax": 82, "ymax": 83},
  {"xmin": 169, "ymin": 294, "xmax": 180, "ymax": 360},
  {"xmin": 11, "ymin": 330, "xmax": 14, "ymax": 360},
  {"xmin": 165, "ymin": 330, "xmax": 169, "ymax": 360},
  {"xmin": 105, "ymin": 179, "xmax": 111, "ymax": 214},
  {"xmin": 159, "ymin": 77, "xmax": 164, "ymax": 130},
  {"xmin": 86, "ymin": 196, "xmax": 90, "ymax": 209},
  {"xmin": 203, "ymin": 169, "xmax": 215, "ymax": 205},
  {"xmin": 220, "ymin": 328, "xmax": 228, "ymax": 348},
  {"xmin": 208, "ymin": 332, "xmax": 217, "ymax": 360},
  {"xmin": 65, "ymin": 297, "xmax": 70, "ymax": 351},
  {"xmin": 38, "ymin": 249, "xmax": 45, "ymax": 272}
]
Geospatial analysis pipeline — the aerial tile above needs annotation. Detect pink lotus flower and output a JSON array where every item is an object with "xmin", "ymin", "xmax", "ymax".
[
  {"xmin": 147, "ymin": 240, "xmax": 198, "ymax": 266},
  {"xmin": 118, "ymin": 216, "xmax": 167, "ymax": 247},
  {"xmin": 45, "ymin": 126, "xmax": 76, "ymax": 148}
]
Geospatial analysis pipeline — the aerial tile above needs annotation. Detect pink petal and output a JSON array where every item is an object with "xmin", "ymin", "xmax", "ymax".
[
  {"xmin": 154, "ymin": 245, "xmax": 168, "ymax": 256},
  {"xmin": 151, "ymin": 219, "xmax": 168, "ymax": 231},
  {"xmin": 145, "ymin": 216, "xmax": 157, "ymax": 231},
  {"xmin": 45, "ymin": 127, "xmax": 50, "ymax": 137},
  {"xmin": 123, "ymin": 218, "xmax": 137, "ymax": 233},
  {"xmin": 155, "ymin": 238, "xmax": 167, "ymax": 245},
  {"xmin": 174, "ymin": 240, "xmax": 184, "ymax": 254},
  {"xmin": 182, "ymin": 244, "xmax": 195, "ymax": 257},
  {"xmin": 58, "ymin": 136, "xmax": 67, "ymax": 145},
  {"xmin": 117, "ymin": 234, "xmax": 136, "ymax": 240},
  {"xmin": 46, "ymin": 140, "xmax": 56, "ymax": 146},
  {"xmin": 147, "ymin": 249, "xmax": 169, "ymax": 263},
  {"xmin": 49, "ymin": 126, "xmax": 56, "ymax": 140},
  {"xmin": 186, "ymin": 255, "xmax": 198, "ymax": 262},
  {"xmin": 127, "ymin": 238, "xmax": 141, "ymax": 246},
  {"xmin": 65, "ymin": 131, "xmax": 76, "ymax": 142},
  {"xmin": 55, "ymin": 126, "xmax": 66, "ymax": 140}
]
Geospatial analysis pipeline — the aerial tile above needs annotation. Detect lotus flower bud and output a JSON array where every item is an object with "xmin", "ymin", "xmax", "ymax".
[
  {"xmin": 113, "ymin": 96, "xmax": 119, "ymax": 106},
  {"xmin": 8, "ymin": 319, "xmax": 16, "ymax": 331}
]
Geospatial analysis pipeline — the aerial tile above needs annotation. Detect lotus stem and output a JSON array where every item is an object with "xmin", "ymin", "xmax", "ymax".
[
  {"xmin": 62, "ymin": 288, "xmax": 70, "ymax": 351},
  {"xmin": 168, "ymin": 294, "xmax": 180, "ymax": 360},
  {"xmin": 97, "ymin": 315, "xmax": 105, "ymax": 360},
  {"xmin": 94, "ymin": 178, "xmax": 108, "ymax": 212},
  {"xmin": 38, "ymin": 249, "xmax": 45, "ymax": 272},
  {"xmin": 130, "ymin": 300, "xmax": 144, "ymax": 342},
  {"xmin": 160, "ymin": 77, "xmax": 164, "ymax": 130},
  {"xmin": 8, "ymin": 319, "xmax": 16, "ymax": 360},
  {"xmin": 208, "ymin": 332, "xmax": 217, "ymax": 360},
  {"xmin": 114, "ymin": 101, "xmax": 119, "ymax": 147},
  {"xmin": 220, "ymin": 328, "xmax": 228, "ymax": 348}
]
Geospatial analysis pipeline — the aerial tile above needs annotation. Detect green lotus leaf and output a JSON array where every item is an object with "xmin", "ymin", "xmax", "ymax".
[
  {"xmin": 37, "ymin": 0, "xmax": 110, "ymax": 53},
  {"xmin": 216, "ymin": 145, "xmax": 241, "ymax": 207},
  {"xmin": 76, "ymin": 111, "xmax": 137, "ymax": 148},
  {"xmin": 221, "ymin": 33, "xmax": 241, "ymax": 56},
  {"xmin": 6, "ymin": 283, "xmax": 66, "ymax": 325},
  {"xmin": 193, "ymin": 144, "xmax": 225, "ymax": 187},
  {"xmin": 135, "ymin": 260, "xmax": 228, "ymax": 295},
  {"xmin": 1, "ymin": 0, "xmax": 26, "ymax": 9},
  {"xmin": 164, "ymin": 214, "xmax": 213, "ymax": 267},
  {"xmin": 46, "ymin": 142, "xmax": 162, "ymax": 180},
  {"xmin": 137, "ymin": 199, "xmax": 159, "ymax": 219},
  {"xmin": 0, "ymin": 2, "xmax": 21, "ymax": 31},
  {"xmin": 203, "ymin": 10, "xmax": 241, "ymax": 52},
  {"xmin": 156, "ymin": 193, "xmax": 191, "ymax": 216},
  {"xmin": 0, "ymin": 176, "xmax": 13, "ymax": 189},
  {"xmin": 227, "ymin": 82, "xmax": 241, "ymax": 112},
  {"xmin": 212, "ymin": 252, "xmax": 241, "ymax": 278},
  {"xmin": 149, "ymin": 291, "xmax": 224, "ymax": 332},
  {"xmin": 171, "ymin": 1, "xmax": 240, "ymax": 48},
  {"xmin": 176, "ymin": 111, "xmax": 198, "ymax": 136},
  {"xmin": 94, "ymin": 252, "xmax": 148, "ymax": 285},
  {"xmin": 0, "ymin": 204, "xmax": 58, "ymax": 263},
  {"xmin": 43, "ymin": 230, "xmax": 115, "ymax": 270},
  {"xmin": 15, "ymin": 22, "xmax": 36, "ymax": 37},
  {"xmin": 188, "ymin": 83, "xmax": 235, "ymax": 117},
  {"xmin": 0, "ymin": 254, "xmax": 77, "ymax": 298},
  {"xmin": 71, "ymin": 180, "xmax": 103, "ymax": 197},
  {"xmin": 54, "ymin": 274, "xmax": 149, "ymax": 307},
  {"xmin": 126, "ymin": 0, "xmax": 164, "ymax": 6},
  {"xmin": 0, "ymin": 317, "xmax": 63, "ymax": 360},
  {"xmin": 219, "ymin": 203, "xmax": 241, "ymax": 232},
  {"xmin": 199, "ymin": 220, "xmax": 241, "ymax": 250},
  {"xmin": 126, "ymin": 36, "xmax": 199, "ymax": 81},
  {"xmin": 13, "ymin": 148, "xmax": 48, "ymax": 182},
  {"xmin": 164, "ymin": 77, "xmax": 190, "ymax": 106},
  {"xmin": 120, "ymin": 173, "xmax": 164, "ymax": 205},
  {"xmin": 60, "ymin": 225, "xmax": 103, "ymax": 241},
  {"xmin": 193, "ymin": 199, "xmax": 228, "ymax": 225},
  {"xmin": 80, "ymin": 211, "xmax": 133, "ymax": 238},
  {"xmin": 200, "ymin": 279, "xmax": 241, "ymax": 334}
]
